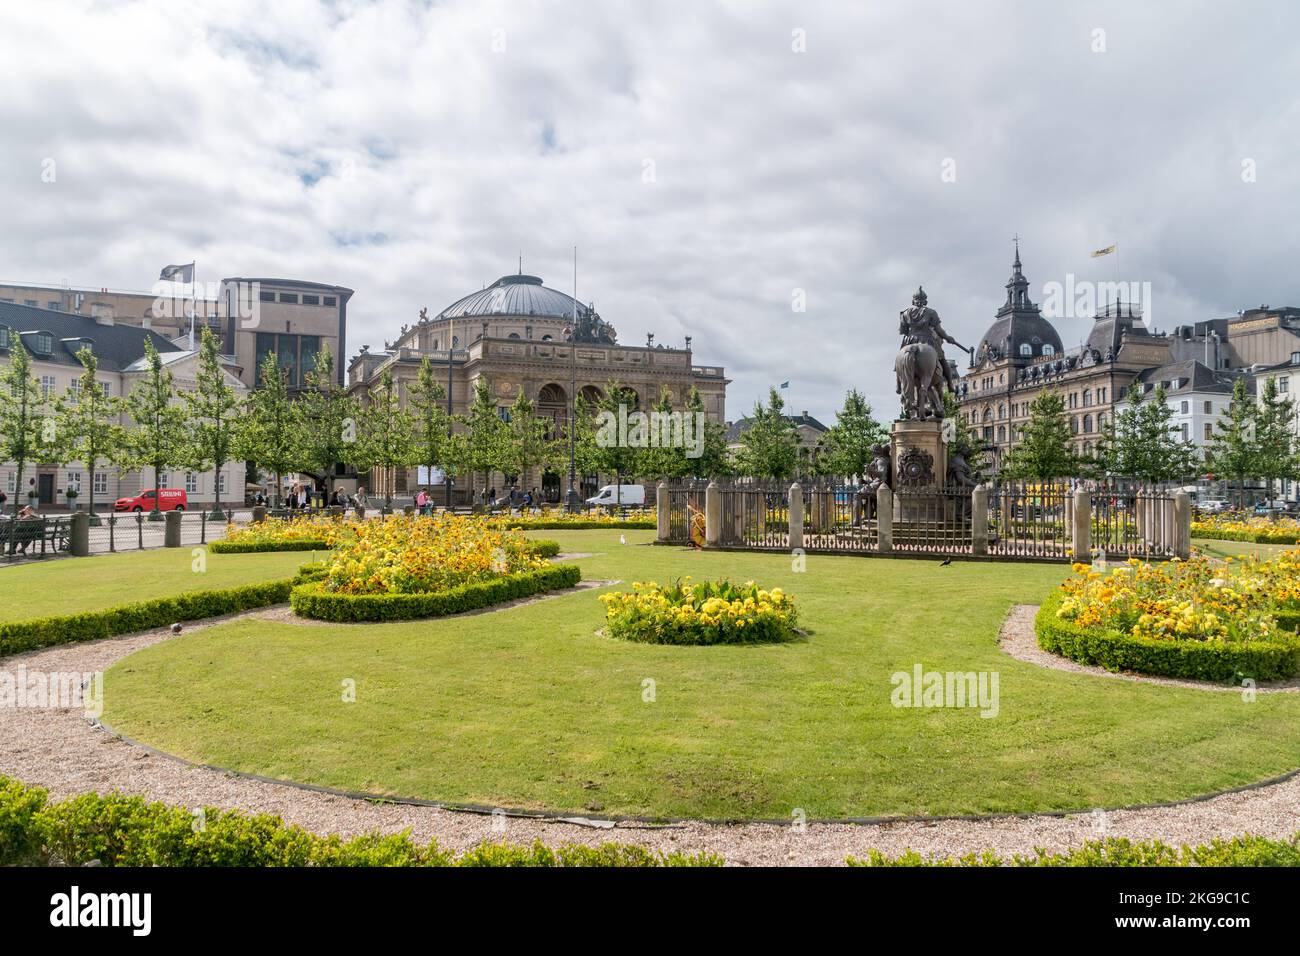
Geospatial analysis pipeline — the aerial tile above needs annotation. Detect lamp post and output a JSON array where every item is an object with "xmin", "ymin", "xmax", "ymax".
[
  {"xmin": 565, "ymin": 247, "xmax": 581, "ymax": 512},
  {"xmin": 445, "ymin": 320, "xmax": 454, "ymax": 511}
]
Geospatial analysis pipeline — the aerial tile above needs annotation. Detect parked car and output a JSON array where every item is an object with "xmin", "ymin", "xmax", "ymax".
[
  {"xmin": 1196, "ymin": 498, "xmax": 1229, "ymax": 514},
  {"xmin": 586, "ymin": 484, "xmax": 645, "ymax": 507},
  {"xmin": 113, "ymin": 488, "xmax": 188, "ymax": 513}
]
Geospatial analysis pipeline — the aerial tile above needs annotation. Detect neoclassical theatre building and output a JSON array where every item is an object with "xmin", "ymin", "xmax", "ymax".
[{"xmin": 347, "ymin": 273, "xmax": 729, "ymax": 504}]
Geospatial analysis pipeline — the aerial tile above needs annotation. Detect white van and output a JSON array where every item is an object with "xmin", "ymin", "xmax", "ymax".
[{"xmin": 586, "ymin": 484, "xmax": 645, "ymax": 507}]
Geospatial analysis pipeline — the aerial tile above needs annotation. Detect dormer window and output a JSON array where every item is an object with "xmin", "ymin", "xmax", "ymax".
[
  {"xmin": 1019, "ymin": 343, "xmax": 1032, "ymax": 357},
  {"xmin": 0, "ymin": 326, "xmax": 9, "ymax": 349},
  {"xmin": 1042, "ymin": 344, "xmax": 1056, "ymax": 356},
  {"xmin": 22, "ymin": 330, "xmax": 54, "ymax": 356},
  {"xmin": 1291, "ymin": 351, "xmax": 1299, "ymax": 365}
]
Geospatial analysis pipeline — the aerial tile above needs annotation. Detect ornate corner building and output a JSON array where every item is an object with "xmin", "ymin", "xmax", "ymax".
[{"xmin": 347, "ymin": 272, "xmax": 729, "ymax": 504}]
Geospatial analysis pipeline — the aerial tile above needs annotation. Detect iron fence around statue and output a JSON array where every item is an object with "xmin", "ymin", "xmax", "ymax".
[
  {"xmin": 801, "ymin": 484, "xmax": 875, "ymax": 551},
  {"xmin": 1089, "ymin": 484, "xmax": 1177, "ymax": 560},
  {"xmin": 891, "ymin": 484, "xmax": 977, "ymax": 555},
  {"xmin": 664, "ymin": 480, "xmax": 708, "ymax": 544},
  {"xmin": 987, "ymin": 480, "xmax": 1072, "ymax": 559},
  {"xmin": 717, "ymin": 483, "xmax": 791, "ymax": 549}
]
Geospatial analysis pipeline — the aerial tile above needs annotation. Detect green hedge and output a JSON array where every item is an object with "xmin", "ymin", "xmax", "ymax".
[
  {"xmin": 210, "ymin": 539, "xmax": 332, "ymax": 554},
  {"xmin": 848, "ymin": 833, "xmax": 1300, "ymax": 866},
  {"xmin": 1192, "ymin": 527, "xmax": 1300, "ymax": 545},
  {"xmin": 1035, "ymin": 591, "xmax": 1300, "ymax": 682},
  {"xmin": 525, "ymin": 539, "xmax": 561, "ymax": 558},
  {"xmin": 0, "ymin": 566, "xmax": 324, "ymax": 657},
  {"xmin": 291, "ymin": 564, "xmax": 582, "ymax": 622},
  {"xmin": 0, "ymin": 776, "xmax": 719, "ymax": 867}
]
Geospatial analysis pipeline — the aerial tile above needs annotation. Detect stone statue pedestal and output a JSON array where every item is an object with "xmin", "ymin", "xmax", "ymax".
[{"xmin": 890, "ymin": 419, "xmax": 957, "ymax": 530}]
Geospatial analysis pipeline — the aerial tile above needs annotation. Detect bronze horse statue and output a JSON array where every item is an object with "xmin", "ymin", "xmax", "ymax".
[{"xmin": 895, "ymin": 341, "xmax": 946, "ymax": 420}]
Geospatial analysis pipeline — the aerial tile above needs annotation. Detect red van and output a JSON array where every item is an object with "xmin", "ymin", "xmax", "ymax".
[{"xmin": 114, "ymin": 488, "xmax": 188, "ymax": 513}]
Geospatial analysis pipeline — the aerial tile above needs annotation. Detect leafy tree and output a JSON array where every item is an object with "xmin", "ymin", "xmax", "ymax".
[
  {"xmin": 293, "ymin": 345, "xmax": 356, "ymax": 504},
  {"xmin": 1206, "ymin": 377, "xmax": 1259, "ymax": 509},
  {"xmin": 406, "ymin": 356, "xmax": 450, "ymax": 496},
  {"xmin": 638, "ymin": 387, "xmax": 690, "ymax": 482},
  {"xmin": 1254, "ymin": 375, "xmax": 1298, "ymax": 500},
  {"xmin": 583, "ymin": 382, "xmax": 644, "ymax": 504},
  {"xmin": 353, "ymin": 369, "xmax": 417, "ymax": 507},
  {"xmin": 500, "ymin": 387, "xmax": 557, "ymax": 492},
  {"xmin": 183, "ymin": 328, "xmax": 242, "ymax": 516},
  {"xmin": 455, "ymin": 378, "xmax": 509, "ymax": 499},
  {"xmin": 1096, "ymin": 383, "xmax": 1199, "ymax": 483},
  {"xmin": 235, "ymin": 352, "xmax": 298, "ymax": 507},
  {"xmin": 816, "ymin": 388, "xmax": 887, "ymax": 479},
  {"xmin": 0, "ymin": 341, "xmax": 49, "ymax": 529},
  {"xmin": 52, "ymin": 347, "xmax": 123, "ymax": 522},
  {"xmin": 120, "ymin": 339, "xmax": 189, "ymax": 517},
  {"xmin": 733, "ymin": 386, "xmax": 799, "ymax": 480},
  {"xmin": 1000, "ymin": 389, "xmax": 1077, "ymax": 481},
  {"xmin": 683, "ymin": 386, "xmax": 731, "ymax": 480}
]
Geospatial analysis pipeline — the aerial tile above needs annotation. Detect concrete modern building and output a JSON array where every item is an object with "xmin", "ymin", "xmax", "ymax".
[
  {"xmin": 0, "ymin": 276, "xmax": 352, "ymax": 390},
  {"xmin": 0, "ymin": 301, "xmax": 247, "ymax": 510},
  {"xmin": 347, "ymin": 273, "xmax": 729, "ymax": 504}
]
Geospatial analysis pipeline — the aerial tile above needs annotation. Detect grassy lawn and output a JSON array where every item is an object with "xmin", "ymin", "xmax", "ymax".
[
  {"xmin": 1192, "ymin": 537, "xmax": 1298, "ymax": 561},
  {"xmin": 0, "ymin": 547, "xmax": 325, "ymax": 622},
  {"xmin": 93, "ymin": 528, "xmax": 1300, "ymax": 820}
]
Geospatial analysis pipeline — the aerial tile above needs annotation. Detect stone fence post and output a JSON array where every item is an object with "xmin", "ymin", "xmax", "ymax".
[
  {"xmin": 70, "ymin": 511, "xmax": 89, "ymax": 557},
  {"xmin": 1072, "ymin": 488, "xmax": 1091, "ymax": 561},
  {"xmin": 705, "ymin": 481, "xmax": 721, "ymax": 546},
  {"xmin": 164, "ymin": 509, "xmax": 182, "ymax": 548},
  {"xmin": 971, "ymin": 485, "xmax": 988, "ymax": 556},
  {"xmin": 1173, "ymin": 490, "xmax": 1191, "ymax": 560},
  {"xmin": 876, "ymin": 485, "xmax": 893, "ymax": 554},
  {"xmin": 788, "ymin": 482, "xmax": 803, "ymax": 551},
  {"xmin": 252, "ymin": 506, "xmax": 267, "ymax": 523},
  {"xmin": 656, "ymin": 482, "xmax": 670, "ymax": 542}
]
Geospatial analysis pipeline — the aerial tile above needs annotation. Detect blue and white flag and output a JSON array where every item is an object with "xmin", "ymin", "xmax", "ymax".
[{"xmin": 159, "ymin": 262, "xmax": 194, "ymax": 283}]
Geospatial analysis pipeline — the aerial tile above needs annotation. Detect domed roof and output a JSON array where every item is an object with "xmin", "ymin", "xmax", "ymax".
[
  {"xmin": 972, "ymin": 245, "xmax": 1064, "ymax": 364},
  {"xmin": 437, "ymin": 274, "xmax": 581, "ymax": 321}
]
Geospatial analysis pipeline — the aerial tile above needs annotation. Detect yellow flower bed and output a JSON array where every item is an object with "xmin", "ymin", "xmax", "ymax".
[
  {"xmin": 491, "ymin": 507, "xmax": 654, "ymax": 529},
  {"xmin": 1191, "ymin": 515, "xmax": 1300, "ymax": 544},
  {"xmin": 219, "ymin": 515, "xmax": 355, "ymax": 549},
  {"xmin": 319, "ymin": 514, "xmax": 547, "ymax": 596},
  {"xmin": 1055, "ymin": 553, "xmax": 1300, "ymax": 644},
  {"xmin": 600, "ymin": 578, "xmax": 798, "ymax": 645}
]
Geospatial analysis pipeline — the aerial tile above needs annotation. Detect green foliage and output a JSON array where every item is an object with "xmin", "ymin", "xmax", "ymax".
[
  {"xmin": 579, "ymin": 382, "xmax": 644, "ymax": 490},
  {"xmin": 815, "ymin": 388, "xmax": 887, "ymax": 479},
  {"xmin": 453, "ymin": 378, "xmax": 509, "ymax": 494},
  {"xmin": 847, "ymin": 833, "xmax": 1300, "ymax": 867},
  {"xmin": 0, "ymin": 572, "xmax": 319, "ymax": 656},
  {"xmin": 209, "ymin": 539, "xmax": 332, "ymax": 553},
  {"xmin": 292, "ymin": 344, "xmax": 357, "ymax": 499},
  {"xmin": 501, "ymin": 387, "xmax": 558, "ymax": 487},
  {"xmin": 407, "ymin": 356, "xmax": 450, "ymax": 484},
  {"xmin": 0, "ymin": 776, "xmax": 720, "ymax": 866},
  {"xmin": 353, "ymin": 369, "xmax": 417, "ymax": 504},
  {"xmin": 291, "ymin": 564, "xmax": 582, "ymax": 622},
  {"xmin": 1254, "ymin": 375, "xmax": 1299, "ymax": 491},
  {"xmin": 184, "ymin": 328, "xmax": 242, "ymax": 511},
  {"xmin": 0, "ymin": 336, "xmax": 52, "ymax": 517},
  {"xmin": 637, "ymin": 387, "xmax": 689, "ymax": 481},
  {"xmin": 684, "ymin": 385, "xmax": 731, "ymax": 479},
  {"xmin": 500, "ymin": 518, "xmax": 655, "ymax": 530},
  {"xmin": 1001, "ymin": 390, "xmax": 1078, "ymax": 481},
  {"xmin": 1097, "ymin": 383, "xmax": 1200, "ymax": 482},
  {"xmin": 523, "ymin": 538, "xmax": 561, "ymax": 558},
  {"xmin": 52, "ymin": 346, "xmax": 124, "ymax": 516},
  {"xmin": 1206, "ymin": 377, "xmax": 1261, "ymax": 506},
  {"xmin": 1035, "ymin": 590, "xmax": 1300, "ymax": 682},
  {"xmin": 235, "ymin": 352, "xmax": 300, "ymax": 506},
  {"xmin": 120, "ymin": 339, "xmax": 189, "ymax": 506},
  {"xmin": 734, "ymin": 386, "xmax": 799, "ymax": 480}
]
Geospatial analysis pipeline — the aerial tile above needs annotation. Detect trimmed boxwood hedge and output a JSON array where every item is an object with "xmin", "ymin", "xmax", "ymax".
[
  {"xmin": 210, "ymin": 539, "xmax": 332, "ymax": 554},
  {"xmin": 847, "ymin": 833, "xmax": 1300, "ymax": 867},
  {"xmin": 1192, "ymin": 527, "xmax": 1300, "ymax": 545},
  {"xmin": 502, "ymin": 519, "xmax": 655, "ymax": 531},
  {"xmin": 290, "ymin": 563, "xmax": 582, "ymax": 622},
  {"xmin": 1035, "ymin": 590, "xmax": 1300, "ymax": 682},
  {"xmin": 0, "ymin": 776, "xmax": 720, "ymax": 867},
  {"xmin": 525, "ymin": 539, "xmax": 561, "ymax": 558},
  {"xmin": 0, "ymin": 566, "xmax": 324, "ymax": 657}
]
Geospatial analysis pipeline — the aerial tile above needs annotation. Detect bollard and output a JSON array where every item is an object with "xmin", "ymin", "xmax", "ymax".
[
  {"xmin": 1173, "ymin": 490, "xmax": 1191, "ymax": 560},
  {"xmin": 704, "ymin": 481, "xmax": 721, "ymax": 546},
  {"xmin": 656, "ymin": 482, "xmax": 670, "ymax": 541},
  {"xmin": 971, "ymin": 485, "xmax": 988, "ymax": 556},
  {"xmin": 252, "ymin": 506, "xmax": 267, "ymax": 524},
  {"xmin": 788, "ymin": 482, "xmax": 804, "ymax": 552},
  {"xmin": 1072, "ymin": 489, "xmax": 1091, "ymax": 561},
  {"xmin": 164, "ymin": 509, "xmax": 182, "ymax": 548},
  {"xmin": 876, "ymin": 485, "xmax": 893, "ymax": 553},
  {"xmin": 70, "ymin": 511, "xmax": 89, "ymax": 557}
]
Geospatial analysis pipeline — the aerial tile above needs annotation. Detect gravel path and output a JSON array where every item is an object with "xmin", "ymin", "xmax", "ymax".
[{"xmin": 1, "ymin": 605, "xmax": 1297, "ymax": 866}]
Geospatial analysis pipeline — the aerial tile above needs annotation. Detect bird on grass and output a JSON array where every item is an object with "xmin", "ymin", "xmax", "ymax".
[
  {"xmin": 939, "ymin": 557, "xmax": 952, "ymax": 567},
  {"xmin": 620, "ymin": 534, "xmax": 626, "ymax": 545},
  {"xmin": 170, "ymin": 623, "xmax": 183, "ymax": 634}
]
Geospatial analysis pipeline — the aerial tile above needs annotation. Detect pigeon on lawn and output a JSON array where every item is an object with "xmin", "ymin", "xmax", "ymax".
[
  {"xmin": 620, "ymin": 534, "xmax": 626, "ymax": 545},
  {"xmin": 939, "ymin": 557, "xmax": 952, "ymax": 567}
]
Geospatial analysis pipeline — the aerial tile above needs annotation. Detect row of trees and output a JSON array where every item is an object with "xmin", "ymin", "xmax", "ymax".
[{"xmin": 999, "ymin": 380, "xmax": 1299, "ymax": 497}]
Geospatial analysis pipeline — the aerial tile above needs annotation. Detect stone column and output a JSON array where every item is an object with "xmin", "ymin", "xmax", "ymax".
[
  {"xmin": 1173, "ymin": 490, "xmax": 1191, "ymax": 560},
  {"xmin": 876, "ymin": 485, "xmax": 893, "ymax": 553},
  {"xmin": 788, "ymin": 482, "xmax": 804, "ymax": 551},
  {"xmin": 656, "ymin": 482, "xmax": 670, "ymax": 541},
  {"xmin": 164, "ymin": 509, "xmax": 182, "ymax": 548},
  {"xmin": 70, "ymin": 511, "xmax": 89, "ymax": 557},
  {"xmin": 971, "ymin": 485, "xmax": 988, "ymax": 556},
  {"xmin": 1072, "ymin": 488, "xmax": 1091, "ymax": 561},
  {"xmin": 705, "ymin": 481, "xmax": 721, "ymax": 546}
]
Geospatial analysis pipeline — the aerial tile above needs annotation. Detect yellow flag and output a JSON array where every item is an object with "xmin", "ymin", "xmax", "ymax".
[{"xmin": 1090, "ymin": 244, "xmax": 1117, "ymax": 258}]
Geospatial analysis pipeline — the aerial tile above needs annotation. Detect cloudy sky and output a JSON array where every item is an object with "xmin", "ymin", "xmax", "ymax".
[{"xmin": 1, "ymin": 0, "xmax": 1296, "ymax": 423}]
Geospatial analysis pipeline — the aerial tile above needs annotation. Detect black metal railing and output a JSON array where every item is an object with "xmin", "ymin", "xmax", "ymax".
[{"xmin": 987, "ymin": 480, "xmax": 1071, "ymax": 559}]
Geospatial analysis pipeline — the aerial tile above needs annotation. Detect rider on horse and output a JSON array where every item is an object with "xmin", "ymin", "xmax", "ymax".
[{"xmin": 899, "ymin": 286, "xmax": 964, "ymax": 396}]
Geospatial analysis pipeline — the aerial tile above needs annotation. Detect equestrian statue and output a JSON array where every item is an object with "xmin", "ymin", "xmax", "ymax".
[{"xmin": 894, "ymin": 286, "xmax": 970, "ymax": 420}]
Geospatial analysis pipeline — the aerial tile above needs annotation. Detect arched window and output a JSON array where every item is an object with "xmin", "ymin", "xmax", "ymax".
[
  {"xmin": 1083, "ymin": 414, "xmax": 1092, "ymax": 433},
  {"xmin": 1019, "ymin": 343, "xmax": 1032, "ymax": 357},
  {"xmin": 997, "ymin": 425, "xmax": 1006, "ymax": 442},
  {"xmin": 508, "ymin": 332, "xmax": 521, "ymax": 339},
  {"xmin": 997, "ymin": 404, "xmax": 1005, "ymax": 419},
  {"xmin": 1083, "ymin": 389, "xmax": 1092, "ymax": 406},
  {"xmin": 982, "ymin": 408, "xmax": 992, "ymax": 422},
  {"xmin": 1042, "ymin": 344, "xmax": 1056, "ymax": 357}
]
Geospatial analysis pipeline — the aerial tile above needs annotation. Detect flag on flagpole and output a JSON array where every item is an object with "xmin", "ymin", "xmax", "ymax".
[
  {"xmin": 779, "ymin": 381, "xmax": 790, "ymax": 389},
  {"xmin": 159, "ymin": 262, "xmax": 195, "ymax": 282},
  {"xmin": 1089, "ymin": 244, "xmax": 1117, "ymax": 258}
]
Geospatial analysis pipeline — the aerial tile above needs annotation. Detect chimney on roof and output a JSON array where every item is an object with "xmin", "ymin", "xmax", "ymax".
[{"xmin": 802, "ymin": 410, "xmax": 809, "ymax": 419}]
